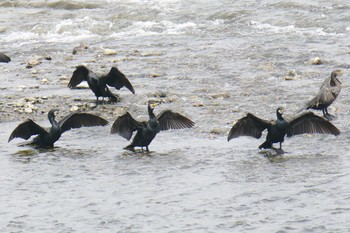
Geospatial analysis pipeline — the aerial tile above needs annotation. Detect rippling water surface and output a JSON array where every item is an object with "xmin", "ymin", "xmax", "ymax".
[{"xmin": 1, "ymin": 0, "xmax": 350, "ymax": 232}]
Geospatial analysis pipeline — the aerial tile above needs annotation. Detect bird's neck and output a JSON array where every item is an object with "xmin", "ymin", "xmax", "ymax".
[
  {"xmin": 276, "ymin": 112, "xmax": 284, "ymax": 121},
  {"xmin": 48, "ymin": 114, "xmax": 59, "ymax": 129},
  {"xmin": 330, "ymin": 76, "xmax": 341, "ymax": 86},
  {"xmin": 148, "ymin": 105, "xmax": 156, "ymax": 119}
]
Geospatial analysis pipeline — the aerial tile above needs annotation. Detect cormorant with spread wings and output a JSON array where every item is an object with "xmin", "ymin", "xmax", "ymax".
[
  {"xmin": 9, "ymin": 109, "xmax": 108, "ymax": 148},
  {"xmin": 68, "ymin": 65, "xmax": 135, "ymax": 104},
  {"xmin": 228, "ymin": 107, "xmax": 340, "ymax": 150},
  {"xmin": 111, "ymin": 101, "xmax": 195, "ymax": 152}
]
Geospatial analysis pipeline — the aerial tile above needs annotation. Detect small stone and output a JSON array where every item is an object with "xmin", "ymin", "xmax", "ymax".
[
  {"xmin": 89, "ymin": 103, "xmax": 97, "ymax": 109},
  {"xmin": 41, "ymin": 78, "xmax": 49, "ymax": 83},
  {"xmin": 193, "ymin": 102, "xmax": 204, "ymax": 107},
  {"xmin": 27, "ymin": 58, "xmax": 42, "ymax": 67},
  {"xmin": 210, "ymin": 128, "xmax": 225, "ymax": 135},
  {"xmin": 73, "ymin": 43, "xmax": 88, "ymax": 55},
  {"xmin": 59, "ymin": 75, "xmax": 69, "ymax": 81},
  {"xmin": 310, "ymin": 57, "xmax": 323, "ymax": 65},
  {"xmin": 31, "ymin": 69, "xmax": 38, "ymax": 74},
  {"xmin": 150, "ymin": 74, "xmax": 161, "ymax": 77},
  {"xmin": 24, "ymin": 107, "xmax": 33, "ymax": 113},
  {"xmin": 70, "ymin": 106, "xmax": 79, "ymax": 112},
  {"xmin": 25, "ymin": 102, "xmax": 37, "ymax": 110},
  {"xmin": 25, "ymin": 97, "xmax": 36, "ymax": 102},
  {"xmin": 103, "ymin": 49, "xmax": 117, "ymax": 55},
  {"xmin": 14, "ymin": 100, "xmax": 26, "ymax": 107},
  {"xmin": 210, "ymin": 92, "xmax": 230, "ymax": 99}
]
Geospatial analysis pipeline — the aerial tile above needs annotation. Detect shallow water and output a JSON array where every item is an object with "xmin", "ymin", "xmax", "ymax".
[{"xmin": 1, "ymin": 0, "xmax": 350, "ymax": 232}]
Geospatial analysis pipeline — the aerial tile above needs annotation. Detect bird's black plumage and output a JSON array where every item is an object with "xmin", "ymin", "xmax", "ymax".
[
  {"xmin": 68, "ymin": 65, "xmax": 135, "ymax": 104},
  {"xmin": 0, "ymin": 52, "xmax": 11, "ymax": 63},
  {"xmin": 8, "ymin": 109, "xmax": 108, "ymax": 148},
  {"xmin": 228, "ymin": 107, "xmax": 340, "ymax": 150},
  {"xmin": 304, "ymin": 70, "xmax": 343, "ymax": 120},
  {"xmin": 111, "ymin": 102, "xmax": 195, "ymax": 152}
]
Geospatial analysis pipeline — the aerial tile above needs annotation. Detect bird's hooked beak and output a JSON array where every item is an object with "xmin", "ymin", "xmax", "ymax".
[
  {"xmin": 148, "ymin": 101, "xmax": 160, "ymax": 109},
  {"xmin": 50, "ymin": 108, "xmax": 60, "ymax": 116},
  {"xmin": 334, "ymin": 70, "xmax": 343, "ymax": 83},
  {"xmin": 277, "ymin": 107, "xmax": 285, "ymax": 115}
]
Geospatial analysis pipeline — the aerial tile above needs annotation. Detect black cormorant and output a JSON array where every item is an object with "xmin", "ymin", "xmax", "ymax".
[
  {"xmin": 304, "ymin": 70, "xmax": 343, "ymax": 120},
  {"xmin": 8, "ymin": 109, "xmax": 108, "ymax": 148},
  {"xmin": 0, "ymin": 52, "xmax": 10, "ymax": 63},
  {"xmin": 68, "ymin": 65, "xmax": 135, "ymax": 104},
  {"xmin": 228, "ymin": 107, "xmax": 340, "ymax": 150},
  {"xmin": 110, "ymin": 101, "xmax": 195, "ymax": 152}
]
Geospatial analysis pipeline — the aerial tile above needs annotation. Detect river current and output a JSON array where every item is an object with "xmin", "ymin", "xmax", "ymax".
[{"xmin": 0, "ymin": 0, "xmax": 350, "ymax": 232}]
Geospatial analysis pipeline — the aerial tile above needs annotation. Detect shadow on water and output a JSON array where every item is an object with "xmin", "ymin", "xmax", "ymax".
[
  {"xmin": 119, "ymin": 149, "xmax": 174, "ymax": 158},
  {"xmin": 258, "ymin": 148, "xmax": 289, "ymax": 163},
  {"xmin": 9, "ymin": 144, "xmax": 102, "ymax": 163}
]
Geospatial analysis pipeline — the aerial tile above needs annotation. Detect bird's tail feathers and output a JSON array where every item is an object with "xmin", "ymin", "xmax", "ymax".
[{"xmin": 259, "ymin": 141, "xmax": 272, "ymax": 149}]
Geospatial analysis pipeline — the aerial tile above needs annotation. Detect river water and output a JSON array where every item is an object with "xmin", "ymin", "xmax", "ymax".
[{"xmin": 1, "ymin": 0, "xmax": 350, "ymax": 232}]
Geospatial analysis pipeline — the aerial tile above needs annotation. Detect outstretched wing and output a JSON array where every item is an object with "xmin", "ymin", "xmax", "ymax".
[
  {"xmin": 58, "ymin": 113, "xmax": 108, "ymax": 134},
  {"xmin": 110, "ymin": 112, "xmax": 145, "ymax": 140},
  {"xmin": 0, "ymin": 52, "xmax": 11, "ymax": 63},
  {"xmin": 8, "ymin": 119, "xmax": 47, "ymax": 142},
  {"xmin": 104, "ymin": 67, "xmax": 135, "ymax": 94},
  {"xmin": 68, "ymin": 65, "xmax": 90, "ymax": 88},
  {"xmin": 287, "ymin": 112, "xmax": 340, "ymax": 137},
  {"xmin": 156, "ymin": 110, "xmax": 195, "ymax": 131},
  {"xmin": 227, "ymin": 113, "xmax": 271, "ymax": 141}
]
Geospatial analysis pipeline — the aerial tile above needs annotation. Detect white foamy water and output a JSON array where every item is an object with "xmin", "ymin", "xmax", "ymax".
[{"xmin": 1, "ymin": 0, "xmax": 350, "ymax": 232}]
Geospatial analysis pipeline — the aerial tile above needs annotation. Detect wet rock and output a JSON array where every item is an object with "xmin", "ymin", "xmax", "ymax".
[
  {"xmin": 284, "ymin": 69, "xmax": 301, "ymax": 80},
  {"xmin": 113, "ymin": 106, "xmax": 126, "ymax": 116},
  {"xmin": 59, "ymin": 75, "xmax": 69, "ymax": 81},
  {"xmin": 24, "ymin": 107, "xmax": 33, "ymax": 113},
  {"xmin": 152, "ymin": 90, "xmax": 167, "ymax": 98},
  {"xmin": 44, "ymin": 55, "xmax": 52, "ymax": 60},
  {"xmin": 210, "ymin": 92, "xmax": 230, "ymax": 100},
  {"xmin": 103, "ymin": 48, "xmax": 117, "ymax": 55},
  {"xmin": 89, "ymin": 103, "xmax": 97, "ymax": 109},
  {"xmin": 193, "ymin": 102, "xmax": 204, "ymax": 107},
  {"xmin": 73, "ymin": 43, "xmax": 88, "ymax": 55},
  {"xmin": 14, "ymin": 99, "xmax": 26, "ymax": 107},
  {"xmin": 65, "ymin": 55, "xmax": 74, "ymax": 60},
  {"xmin": 26, "ymin": 57, "xmax": 42, "ymax": 68},
  {"xmin": 41, "ymin": 78, "xmax": 49, "ymax": 83},
  {"xmin": 150, "ymin": 74, "xmax": 161, "ymax": 78},
  {"xmin": 310, "ymin": 57, "xmax": 323, "ymax": 65},
  {"xmin": 210, "ymin": 128, "xmax": 225, "ymax": 135},
  {"xmin": 70, "ymin": 106, "xmax": 79, "ymax": 112},
  {"xmin": 141, "ymin": 52, "xmax": 163, "ymax": 57}
]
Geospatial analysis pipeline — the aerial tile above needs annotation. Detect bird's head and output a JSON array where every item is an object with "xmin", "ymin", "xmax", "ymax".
[
  {"xmin": 277, "ymin": 107, "xmax": 285, "ymax": 116},
  {"xmin": 148, "ymin": 100, "xmax": 160, "ymax": 109},
  {"xmin": 331, "ymin": 70, "xmax": 343, "ymax": 77},
  {"xmin": 48, "ymin": 109, "xmax": 59, "ymax": 117},
  {"xmin": 147, "ymin": 100, "xmax": 160, "ymax": 115},
  {"xmin": 48, "ymin": 109, "xmax": 59, "ymax": 122}
]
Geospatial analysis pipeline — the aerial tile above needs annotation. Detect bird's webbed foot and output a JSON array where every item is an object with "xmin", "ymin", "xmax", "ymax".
[
  {"xmin": 324, "ymin": 113, "xmax": 335, "ymax": 121},
  {"xmin": 123, "ymin": 146, "xmax": 135, "ymax": 152}
]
